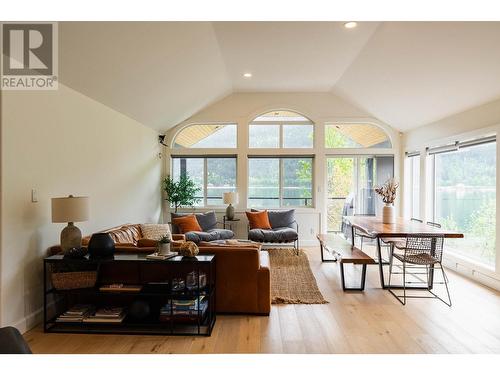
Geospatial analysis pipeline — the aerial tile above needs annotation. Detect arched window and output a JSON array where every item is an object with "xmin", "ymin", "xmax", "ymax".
[
  {"xmin": 249, "ymin": 110, "xmax": 314, "ymax": 148},
  {"xmin": 325, "ymin": 123, "xmax": 392, "ymax": 148},
  {"xmin": 173, "ymin": 123, "xmax": 237, "ymax": 148}
]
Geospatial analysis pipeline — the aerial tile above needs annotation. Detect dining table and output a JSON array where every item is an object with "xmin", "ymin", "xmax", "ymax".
[{"xmin": 343, "ymin": 216, "xmax": 464, "ymax": 289}]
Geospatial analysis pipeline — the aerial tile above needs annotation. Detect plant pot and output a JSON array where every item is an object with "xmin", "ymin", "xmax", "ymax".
[
  {"xmin": 159, "ymin": 242, "xmax": 171, "ymax": 255},
  {"xmin": 382, "ymin": 204, "xmax": 395, "ymax": 224}
]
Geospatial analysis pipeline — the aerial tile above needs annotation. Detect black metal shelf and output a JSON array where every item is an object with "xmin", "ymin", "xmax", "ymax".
[{"xmin": 43, "ymin": 253, "xmax": 216, "ymax": 336}]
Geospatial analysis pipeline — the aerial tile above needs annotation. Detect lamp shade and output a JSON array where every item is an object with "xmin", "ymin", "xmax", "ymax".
[
  {"xmin": 223, "ymin": 192, "xmax": 238, "ymax": 205},
  {"xmin": 51, "ymin": 196, "xmax": 90, "ymax": 223}
]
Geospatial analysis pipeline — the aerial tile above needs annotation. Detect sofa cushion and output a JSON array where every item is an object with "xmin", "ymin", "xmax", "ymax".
[
  {"xmin": 251, "ymin": 209, "xmax": 296, "ymax": 229},
  {"xmin": 140, "ymin": 223, "xmax": 171, "ymax": 241},
  {"xmin": 171, "ymin": 211, "xmax": 217, "ymax": 232},
  {"xmin": 246, "ymin": 210, "xmax": 272, "ymax": 229},
  {"xmin": 172, "ymin": 215, "xmax": 202, "ymax": 233},
  {"xmin": 248, "ymin": 227, "xmax": 298, "ymax": 243},
  {"xmin": 184, "ymin": 228, "xmax": 234, "ymax": 243},
  {"xmin": 107, "ymin": 228, "xmax": 136, "ymax": 245},
  {"xmin": 208, "ymin": 228, "xmax": 234, "ymax": 240},
  {"xmin": 268, "ymin": 209, "xmax": 296, "ymax": 229}
]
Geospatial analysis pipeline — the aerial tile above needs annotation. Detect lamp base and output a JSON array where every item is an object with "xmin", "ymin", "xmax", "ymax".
[
  {"xmin": 226, "ymin": 204, "xmax": 235, "ymax": 220},
  {"xmin": 61, "ymin": 222, "xmax": 82, "ymax": 253}
]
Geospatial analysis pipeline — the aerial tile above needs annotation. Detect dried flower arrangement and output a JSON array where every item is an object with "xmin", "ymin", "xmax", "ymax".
[{"xmin": 374, "ymin": 178, "xmax": 399, "ymax": 205}]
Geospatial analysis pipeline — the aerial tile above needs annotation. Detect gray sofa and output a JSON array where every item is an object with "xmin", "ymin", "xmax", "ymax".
[
  {"xmin": 171, "ymin": 211, "xmax": 234, "ymax": 243},
  {"xmin": 248, "ymin": 209, "xmax": 299, "ymax": 253}
]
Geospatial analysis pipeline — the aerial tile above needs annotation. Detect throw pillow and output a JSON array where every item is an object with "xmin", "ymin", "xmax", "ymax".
[
  {"xmin": 140, "ymin": 223, "xmax": 171, "ymax": 241},
  {"xmin": 246, "ymin": 210, "xmax": 272, "ymax": 230},
  {"xmin": 172, "ymin": 214, "xmax": 202, "ymax": 233},
  {"xmin": 171, "ymin": 211, "xmax": 218, "ymax": 232}
]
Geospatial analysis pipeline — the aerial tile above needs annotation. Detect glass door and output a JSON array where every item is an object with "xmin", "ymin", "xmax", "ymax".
[{"xmin": 326, "ymin": 155, "xmax": 394, "ymax": 232}]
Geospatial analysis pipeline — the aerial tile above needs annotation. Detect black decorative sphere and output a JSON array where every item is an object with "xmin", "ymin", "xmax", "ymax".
[
  {"xmin": 88, "ymin": 233, "xmax": 115, "ymax": 258},
  {"xmin": 129, "ymin": 300, "xmax": 150, "ymax": 321},
  {"xmin": 64, "ymin": 247, "xmax": 88, "ymax": 259}
]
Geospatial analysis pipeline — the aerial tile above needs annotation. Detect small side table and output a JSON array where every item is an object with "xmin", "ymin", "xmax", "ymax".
[{"xmin": 223, "ymin": 216, "xmax": 240, "ymax": 231}]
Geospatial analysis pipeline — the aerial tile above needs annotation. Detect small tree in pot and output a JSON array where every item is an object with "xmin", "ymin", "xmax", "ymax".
[{"xmin": 163, "ymin": 174, "xmax": 201, "ymax": 213}]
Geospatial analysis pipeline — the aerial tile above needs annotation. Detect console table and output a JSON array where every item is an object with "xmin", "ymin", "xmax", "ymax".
[{"xmin": 44, "ymin": 253, "xmax": 216, "ymax": 336}]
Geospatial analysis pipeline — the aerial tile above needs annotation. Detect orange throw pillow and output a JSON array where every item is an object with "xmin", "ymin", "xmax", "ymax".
[
  {"xmin": 172, "ymin": 215, "xmax": 202, "ymax": 233},
  {"xmin": 246, "ymin": 210, "xmax": 272, "ymax": 230}
]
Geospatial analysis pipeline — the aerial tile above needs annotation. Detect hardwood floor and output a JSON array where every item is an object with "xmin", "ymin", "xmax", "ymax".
[{"xmin": 24, "ymin": 246, "xmax": 500, "ymax": 354}]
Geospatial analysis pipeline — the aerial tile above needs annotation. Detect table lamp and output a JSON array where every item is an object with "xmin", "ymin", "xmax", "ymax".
[
  {"xmin": 51, "ymin": 195, "xmax": 90, "ymax": 252},
  {"xmin": 223, "ymin": 192, "xmax": 238, "ymax": 220}
]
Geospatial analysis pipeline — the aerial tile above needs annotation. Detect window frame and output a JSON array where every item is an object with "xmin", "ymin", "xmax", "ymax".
[
  {"xmin": 428, "ymin": 136, "xmax": 497, "ymax": 268},
  {"xmin": 249, "ymin": 114, "xmax": 314, "ymax": 149},
  {"xmin": 171, "ymin": 122, "xmax": 238, "ymax": 149},
  {"xmin": 324, "ymin": 121, "xmax": 393, "ymax": 150},
  {"xmin": 171, "ymin": 155, "xmax": 238, "ymax": 208},
  {"xmin": 247, "ymin": 155, "xmax": 315, "ymax": 208}
]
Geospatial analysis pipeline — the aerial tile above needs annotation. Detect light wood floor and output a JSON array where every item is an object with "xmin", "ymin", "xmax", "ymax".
[{"xmin": 24, "ymin": 247, "xmax": 500, "ymax": 354}]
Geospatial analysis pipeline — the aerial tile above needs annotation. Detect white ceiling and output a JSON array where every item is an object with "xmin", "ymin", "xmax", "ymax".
[{"xmin": 59, "ymin": 21, "xmax": 500, "ymax": 132}]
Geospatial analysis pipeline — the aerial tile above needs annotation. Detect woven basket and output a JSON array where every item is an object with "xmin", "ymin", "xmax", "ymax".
[{"xmin": 51, "ymin": 271, "xmax": 97, "ymax": 290}]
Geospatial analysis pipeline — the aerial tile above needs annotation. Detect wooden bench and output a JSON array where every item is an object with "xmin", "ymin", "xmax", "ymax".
[{"xmin": 317, "ymin": 234, "xmax": 376, "ymax": 291}]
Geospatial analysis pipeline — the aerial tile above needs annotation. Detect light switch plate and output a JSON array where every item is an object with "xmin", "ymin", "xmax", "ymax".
[{"xmin": 31, "ymin": 189, "xmax": 38, "ymax": 203}]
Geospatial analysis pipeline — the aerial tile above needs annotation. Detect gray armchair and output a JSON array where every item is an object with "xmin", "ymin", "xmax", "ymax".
[
  {"xmin": 248, "ymin": 209, "xmax": 299, "ymax": 253},
  {"xmin": 171, "ymin": 211, "xmax": 234, "ymax": 243}
]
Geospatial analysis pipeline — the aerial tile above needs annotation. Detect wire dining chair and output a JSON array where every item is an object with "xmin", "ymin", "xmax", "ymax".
[{"xmin": 388, "ymin": 233, "xmax": 451, "ymax": 306}]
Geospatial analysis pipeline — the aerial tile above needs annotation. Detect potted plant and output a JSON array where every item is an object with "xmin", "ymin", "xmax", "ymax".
[
  {"xmin": 158, "ymin": 235, "xmax": 171, "ymax": 255},
  {"xmin": 163, "ymin": 174, "xmax": 201, "ymax": 213},
  {"xmin": 375, "ymin": 178, "xmax": 399, "ymax": 224}
]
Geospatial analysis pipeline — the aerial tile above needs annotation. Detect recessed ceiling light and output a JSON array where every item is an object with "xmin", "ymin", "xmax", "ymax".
[
  {"xmin": 344, "ymin": 22, "xmax": 357, "ymax": 29},
  {"xmin": 243, "ymin": 72, "xmax": 252, "ymax": 78}
]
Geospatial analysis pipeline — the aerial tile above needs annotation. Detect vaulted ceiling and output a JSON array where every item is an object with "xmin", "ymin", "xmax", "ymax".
[{"xmin": 59, "ymin": 21, "xmax": 500, "ymax": 132}]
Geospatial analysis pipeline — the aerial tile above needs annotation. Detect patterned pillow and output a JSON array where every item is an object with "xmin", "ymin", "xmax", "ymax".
[{"xmin": 140, "ymin": 223, "xmax": 171, "ymax": 241}]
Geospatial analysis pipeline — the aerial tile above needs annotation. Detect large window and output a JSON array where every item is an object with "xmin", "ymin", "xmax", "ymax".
[
  {"xmin": 248, "ymin": 157, "xmax": 313, "ymax": 208},
  {"xmin": 171, "ymin": 156, "xmax": 237, "ymax": 206},
  {"xmin": 431, "ymin": 138, "xmax": 496, "ymax": 266},
  {"xmin": 325, "ymin": 123, "xmax": 392, "ymax": 148},
  {"xmin": 173, "ymin": 124, "xmax": 237, "ymax": 148},
  {"xmin": 326, "ymin": 155, "xmax": 394, "ymax": 232},
  {"xmin": 404, "ymin": 153, "xmax": 421, "ymax": 219},
  {"xmin": 249, "ymin": 110, "xmax": 314, "ymax": 148}
]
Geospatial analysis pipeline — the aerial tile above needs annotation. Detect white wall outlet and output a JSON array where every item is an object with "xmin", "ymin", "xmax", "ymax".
[{"xmin": 31, "ymin": 188, "xmax": 38, "ymax": 203}]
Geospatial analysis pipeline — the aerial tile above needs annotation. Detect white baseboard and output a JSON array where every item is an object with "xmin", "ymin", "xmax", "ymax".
[
  {"xmin": 10, "ymin": 307, "xmax": 43, "ymax": 334},
  {"xmin": 443, "ymin": 256, "xmax": 500, "ymax": 292}
]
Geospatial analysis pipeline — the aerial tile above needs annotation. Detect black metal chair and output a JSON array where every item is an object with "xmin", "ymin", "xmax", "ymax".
[{"xmin": 388, "ymin": 234, "xmax": 451, "ymax": 306}]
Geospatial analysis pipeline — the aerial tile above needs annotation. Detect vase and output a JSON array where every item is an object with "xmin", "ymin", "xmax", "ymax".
[
  {"xmin": 382, "ymin": 204, "xmax": 395, "ymax": 224},
  {"xmin": 88, "ymin": 233, "xmax": 115, "ymax": 258},
  {"xmin": 159, "ymin": 242, "xmax": 171, "ymax": 255}
]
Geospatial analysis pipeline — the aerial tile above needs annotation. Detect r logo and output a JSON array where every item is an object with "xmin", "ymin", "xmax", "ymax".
[{"xmin": 2, "ymin": 23, "xmax": 53, "ymax": 76}]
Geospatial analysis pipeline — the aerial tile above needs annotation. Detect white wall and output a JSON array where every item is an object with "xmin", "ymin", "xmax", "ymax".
[
  {"xmin": 164, "ymin": 92, "xmax": 401, "ymax": 245},
  {"xmin": 0, "ymin": 83, "xmax": 162, "ymax": 331},
  {"xmin": 402, "ymin": 97, "xmax": 500, "ymax": 291}
]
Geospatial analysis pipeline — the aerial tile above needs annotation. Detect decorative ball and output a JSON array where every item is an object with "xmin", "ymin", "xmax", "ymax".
[
  {"xmin": 178, "ymin": 241, "xmax": 199, "ymax": 258},
  {"xmin": 129, "ymin": 300, "xmax": 150, "ymax": 321},
  {"xmin": 64, "ymin": 247, "xmax": 87, "ymax": 259},
  {"xmin": 88, "ymin": 233, "xmax": 115, "ymax": 258}
]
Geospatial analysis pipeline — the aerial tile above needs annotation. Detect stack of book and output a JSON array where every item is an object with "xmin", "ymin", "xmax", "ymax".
[
  {"xmin": 56, "ymin": 304, "xmax": 94, "ymax": 323},
  {"xmin": 159, "ymin": 297, "xmax": 208, "ymax": 322},
  {"xmin": 83, "ymin": 307, "xmax": 126, "ymax": 324}
]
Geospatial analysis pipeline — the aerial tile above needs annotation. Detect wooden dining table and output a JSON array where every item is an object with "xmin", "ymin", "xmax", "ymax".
[{"xmin": 343, "ymin": 216, "xmax": 464, "ymax": 289}]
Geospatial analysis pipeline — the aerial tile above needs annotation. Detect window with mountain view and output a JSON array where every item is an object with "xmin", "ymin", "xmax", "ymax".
[
  {"xmin": 249, "ymin": 110, "xmax": 314, "ymax": 148},
  {"xmin": 171, "ymin": 156, "xmax": 237, "ymax": 206},
  {"xmin": 433, "ymin": 140, "xmax": 496, "ymax": 266},
  {"xmin": 248, "ymin": 157, "xmax": 313, "ymax": 208}
]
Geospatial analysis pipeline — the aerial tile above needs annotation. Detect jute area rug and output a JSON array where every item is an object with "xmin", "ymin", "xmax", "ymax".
[{"xmin": 266, "ymin": 248, "xmax": 328, "ymax": 304}]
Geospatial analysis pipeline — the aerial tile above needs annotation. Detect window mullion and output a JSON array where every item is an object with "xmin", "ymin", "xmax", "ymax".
[
  {"xmin": 279, "ymin": 158, "xmax": 284, "ymax": 207},
  {"xmin": 204, "ymin": 157, "xmax": 208, "ymax": 207}
]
